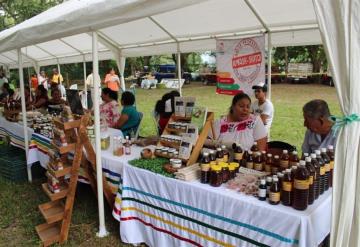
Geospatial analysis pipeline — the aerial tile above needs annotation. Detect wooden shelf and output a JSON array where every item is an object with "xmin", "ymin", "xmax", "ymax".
[
  {"xmin": 42, "ymin": 183, "xmax": 68, "ymax": 201},
  {"xmin": 53, "ymin": 117, "xmax": 81, "ymax": 130},
  {"xmin": 35, "ymin": 222, "xmax": 61, "ymax": 247},
  {"xmin": 51, "ymin": 141, "xmax": 75, "ymax": 154},
  {"xmin": 48, "ymin": 163, "xmax": 72, "ymax": 178},
  {"xmin": 39, "ymin": 200, "xmax": 64, "ymax": 224}
]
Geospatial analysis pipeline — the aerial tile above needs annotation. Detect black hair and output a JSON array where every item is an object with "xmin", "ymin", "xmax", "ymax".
[
  {"xmin": 2, "ymin": 82, "xmax": 9, "ymax": 90},
  {"xmin": 229, "ymin": 93, "xmax": 252, "ymax": 114},
  {"xmin": 51, "ymin": 87, "xmax": 61, "ymax": 96},
  {"xmin": 37, "ymin": 85, "xmax": 48, "ymax": 97},
  {"xmin": 102, "ymin": 87, "xmax": 118, "ymax": 101},
  {"xmin": 155, "ymin": 90, "xmax": 180, "ymax": 116},
  {"xmin": 121, "ymin": 91, "xmax": 135, "ymax": 106}
]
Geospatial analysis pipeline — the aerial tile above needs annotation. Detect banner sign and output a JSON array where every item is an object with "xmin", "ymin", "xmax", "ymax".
[{"xmin": 216, "ymin": 35, "xmax": 265, "ymax": 95}]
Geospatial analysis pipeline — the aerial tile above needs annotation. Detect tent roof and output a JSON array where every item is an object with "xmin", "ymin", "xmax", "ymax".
[{"xmin": 0, "ymin": 0, "xmax": 321, "ymax": 69}]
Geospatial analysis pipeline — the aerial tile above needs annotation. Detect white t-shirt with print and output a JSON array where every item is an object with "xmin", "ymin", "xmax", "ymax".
[
  {"xmin": 211, "ymin": 115, "xmax": 267, "ymax": 150},
  {"xmin": 251, "ymin": 99, "xmax": 274, "ymax": 132}
]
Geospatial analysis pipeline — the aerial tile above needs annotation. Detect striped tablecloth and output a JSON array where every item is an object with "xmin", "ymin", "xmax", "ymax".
[
  {"xmin": 113, "ymin": 164, "xmax": 331, "ymax": 247},
  {"xmin": 0, "ymin": 116, "xmax": 32, "ymax": 149}
]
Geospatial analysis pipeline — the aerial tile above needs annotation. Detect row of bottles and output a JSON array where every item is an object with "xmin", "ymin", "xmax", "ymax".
[{"xmin": 258, "ymin": 145, "xmax": 335, "ymax": 210}]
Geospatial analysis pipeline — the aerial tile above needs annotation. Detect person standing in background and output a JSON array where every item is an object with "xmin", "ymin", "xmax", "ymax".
[
  {"xmin": 50, "ymin": 68, "xmax": 63, "ymax": 90},
  {"xmin": 0, "ymin": 72, "xmax": 8, "ymax": 94},
  {"xmin": 104, "ymin": 68, "xmax": 120, "ymax": 92},
  {"xmin": 251, "ymin": 82, "xmax": 274, "ymax": 133},
  {"xmin": 30, "ymin": 74, "xmax": 38, "ymax": 91},
  {"xmin": 38, "ymin": 71, "xmax": 48, "ymax": 89}
]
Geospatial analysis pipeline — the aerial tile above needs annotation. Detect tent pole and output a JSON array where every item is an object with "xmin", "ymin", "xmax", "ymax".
[
  {"xmin": 267, "ymin": 32, "xmax": 272, "ymax": 101},
  {"xmin": 92, "ymin": 31, "xmax": 108, "ymax": 238},
  {"xmin": 18, "ymin": 49, "xmax": 32, "ymax": 182},
  {"xmin": 177, "ymin": 43, "xmax": 182, "ymax": 96},
  {"xmin": 119, "ymin": 55, "xmax": 126, "ymax": 92},
  {"xmin": 83, "ymin": 58, "xmax": 88, "ymax": 109}
]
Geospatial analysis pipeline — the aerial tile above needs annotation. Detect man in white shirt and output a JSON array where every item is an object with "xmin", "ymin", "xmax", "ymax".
[{"xmin": 251, "ymin": 82, "xmax": 274, "ymax": 132}]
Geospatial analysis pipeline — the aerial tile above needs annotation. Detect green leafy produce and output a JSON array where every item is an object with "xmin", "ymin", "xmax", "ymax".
[{"xmin": 129, "ymin": 157, "xmax": 174, "ymax": 178}]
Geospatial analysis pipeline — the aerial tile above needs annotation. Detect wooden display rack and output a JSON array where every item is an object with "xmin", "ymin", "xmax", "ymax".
[
  {"xmin": 35, "ymin": 114, "xmax": 114, "ymax": 246},
  {"xmin": 160, "ymin": 112, "xmax": 215, "ymax": 166}
]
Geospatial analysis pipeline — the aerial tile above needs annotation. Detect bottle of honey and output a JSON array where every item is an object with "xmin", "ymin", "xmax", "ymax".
[
  {"xmin": 305, "ymin": 157, "xmax": 315, "ymax": 205},
  {"xmin": 327, "ymin": 145, "xmax": 335, "ymax": 187},
  {"xmin": 290, "ymin": 151, "xmax": 299, "ymax": 167},
  {"xmin": 233, "ymin": 143, "xmax": 243, "ymax": 163},
  {"xmin": 241, "ymin": 149, "xmax": 249, "ymax": 167},
  {"xmin": 293, "ymin": 161, "xmax": 310, "ymax": 211},
  {"xmin": 246, "ymin": 151, "xmax": 254, "ymax": 169},
  {"xmin": 265, "ymin": 153, "xmax": 273, "ymax": 173},
  {"xmin": 251, "ymin": 142, "xmax": 259, "ymax": 153},
  {"xmin": 310, "ymin": 153, "xmax": 320, "ymax": 199},
  {"xmin": 301, "ymin": 152, "xmax": 309, "ymax": 160},
  {"xmin": 261, "ymin": 151, "xmax": 267, "ymax": 169},
  {"xmin": 269, "ymin": 176, "xmax": 281, "ymax": 205},
  {"xmin": 266, "ymin": 176, "xmax": 272, "ymax": 198},
  {"xmin": 281, "ymin": 169, "xmax": 293, "ymax": 206},
  {"xmin": 315, "ymin": 150, "xmax": 325, "ymax": 195},
  {"xmin": 216, "ymin": 148, "xmax": 224, "ymax": 164},
  {"xmin": 321, "ymin": 148, "xmax": 331, "ymax": 191},
  {"xmin": 254, "ymin": 151, "xmax": 263, "ymax": 171},
  {"xmin": 272, "ymin": 155, "xmax": 280, "ymax": 175},
  {"xmin": 280, "ymin": 150, "xmax": 290, "ymax": 171}
]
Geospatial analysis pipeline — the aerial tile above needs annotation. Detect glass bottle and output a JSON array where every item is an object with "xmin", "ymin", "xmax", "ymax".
[
  {"xmin": 280, "ymin": 150, "xmax": 289, "ymax": 171},
  {"xmin": 266, "ymin": 176, "xmax": 272, "ymax": 198},
  {"xmin": 321, "ymin": 148, "xmax": 331, "ymax": 191},
  {"xmin": 269, "ymin": 177, "xmax": 281, "ymax": 205},
  {"xmin": 233, "ymin": 143, "xmax": 243, "ymax": 163},
  {"xmin": 281, "ymin": 169, "xmax": 293, "ymax": 206},
  {"xmin": 246, "ymin": 151, "xmax": 254, "ymax": 169},
  {"xmin": 265, "ymin": 153, "xmax": 273, "ymax": 173},
  {"xmin": 124, "ymin": 136, "xmax": 131, "ymax": 155},
  {"xmin": 310, "ymin": 153, "xmax": 320, "ymax": 199},
  {"xmin": 254, "ymin": 151, "xmax": 263, "ymax": 171},
  {"xmin": 210, "ymin": 165, "xmax": 222, "ymax": 187},
  {"xmin": 216, "ymin": 148, "xmax": 224, "ymax": 164},
  {"xmin": 258, "ymin": 179, "xmax": 267, "ymax": 201},
  {"xmin": 272, "ymin": 155, "xmax": 280, "ymax": 175},
  {"xmin": 305, "ymin": 157, "xmax": 315, "ymax": 205},
  {"xmin": 200, "ymin": 152, "xmax": 210, "ymax": 184},
  {"xmin": 221, "ymin": 145, "xmax": 229, "ymax": 163},
  {"xmin": 290, "ymin": 151, "xmax": 299, "ymax": 167}
]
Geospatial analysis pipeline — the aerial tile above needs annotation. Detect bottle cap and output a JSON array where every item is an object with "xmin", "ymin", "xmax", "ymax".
[
  {"xmin": 203, "ymin": 152, "xmax": 209, "ymax": 156},
  {"xmin": 292, "ymin": 150, "xmax": 298, "ymax": 154},
  {"xmin": 209, "ymin": 150, "xmax": 215, "ymax": 154},
  {"xmin": 305, "ymin": 157, "xmax": 312, "ymax": 162},
  {"xmin": 266, "ymin": 176, "xmax": 272, "ymax": 182},
  {"xmin": 283, "ymin": 150, "xmax": 288, "ymax": 154},
  {"xmin": 286, "ymin": 169, "xmax": 291, "ymax": 173},
  {"xmin": 261, "ymin": 151, "xmax": 266, "ymax": 154},
  {"xmin": 321, "ymin": 148, "xmax": 327, "ymax": 153},
  {"xmin": 267, "ymin": 153, "xmax": 273, "ymax": 157},
  {"xmin": 328, "ymin": 145, "xmax": 334, "ymax": 150},
  {"xmin": 273, "ymin": 177, "xmax": 279, "ymax": 182},
  {"xmin": 311, "ymin": 153, "xmax": 317, "ymax": 158},
  {"xmin": 292, "ymin": 165, "xmax": 298, "ymax": 170},
  {"xmin": 303, "ymin": 152, "xmax": 309, "ymax": 157},
  {"xmin": 217, "ymin": 148, "xmax": 222, "ymax": 151},
  {"xmin": 315, "ymin": 150, "xmax": 321, "ymax": 155},
  {"xmin": 274, "ymin": 155, "xmax": 279, "ymax": 159},
  {"xmin": 299, "ymin": 160, "xmax": 306, "ymax": 166},
  {"xmin": 221, "ymin": 145, "xmax": 226, "ymax": 149},
  {"xmin": 260, "ymin": 179, "xmax": 266, "ymax": 185}
]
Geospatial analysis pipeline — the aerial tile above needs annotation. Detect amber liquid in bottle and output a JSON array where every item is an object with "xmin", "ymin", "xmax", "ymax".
[
  {"xmin": 280, "ymin": 150, "xmax": 290, "ymax": 171},
  {"xmin": 281, "ymin": 169, "xmax": 293, "ymax": 206},
  {"xmin": 305, "ymin": 157, "xmax": 316, "ymax": 205},
  {"xmin": 265, "ymin": 153, "xmax": 273, "ymax": 173},
  {"xmin": 293, "ymin": 161, "xmax": 310, "ymax": 211},
  {"xmin": 241, "ymin": 150, "xmax": 249, "ymax": 167},
  {"xmin": 269, "ymin": 177, "xmax": 281, "ymax": 205},
  {"xmin": 321, "ymin": 148, "xmax": 331, "ymax": 191},
  {"xmin": 310, "ymin": 153, "xmax": 320, "ymax": 199},
  {"xmin": 272, "ymin": 155, "xmax": 280, "ymax": 175},
  {"xmin": 327, "ymin": 145, "xmax": 335, "ymax": 187},
  {"xmin": 200, "ymin": 153, "xmax": 210, "ymax": 184},
  {"xmin": 246, "ymin": 151, "xmax": 254, "ymax": 169},
  {"xmin": 221, "ymin": 145, "xmax": 229, "ymax": 163},
  {"xmin": 233, "ymin": 144, "xmax": 243, "ymax": 163},
  {"xmin": 254, "ymin": 152, "xmax": 263, "ymax": 171},
  {"xmin": 316, "ymin": 150, "xmax": 325, "ymax": 195},
  {"xmin": 289, "ymin": 151, "xmax": 300, "ymax": 167}
]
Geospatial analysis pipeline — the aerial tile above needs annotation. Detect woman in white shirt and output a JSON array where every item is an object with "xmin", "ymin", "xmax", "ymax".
[
  {"xmin": 210, "ymin": 93, "xmax": 267, "ymax": 151},
  {"xmin": 38, "ymin": 71, "xmax": 48, "ymax": 89}
]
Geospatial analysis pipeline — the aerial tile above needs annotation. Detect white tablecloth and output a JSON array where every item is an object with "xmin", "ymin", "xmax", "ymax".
[
  {"xmin": 0, "ymin": 116, "xmax": 33, "ymax": 149},
  {"xmin": 114, "ymin": 161, "xmax": 331, "ymax": 247}
]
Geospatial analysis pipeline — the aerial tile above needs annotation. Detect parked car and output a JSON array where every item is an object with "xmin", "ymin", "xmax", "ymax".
[{"xmin": 153, "ymin": 64, "xmax": 191, "ymax": 84}]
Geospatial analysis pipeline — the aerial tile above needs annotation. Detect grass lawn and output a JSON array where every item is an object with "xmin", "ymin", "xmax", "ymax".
[{"xmin": 0, "ymin": 83, "xmax": 341, "ymax": 246}]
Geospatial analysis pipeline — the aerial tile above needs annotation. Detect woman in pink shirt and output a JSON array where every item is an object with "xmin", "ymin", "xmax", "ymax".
[{"xmin": 100, "ymin": 88, "xmax": 120, "ymax": 128}]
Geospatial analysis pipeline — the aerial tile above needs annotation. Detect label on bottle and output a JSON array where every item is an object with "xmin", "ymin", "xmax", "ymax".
[
  {"xmin": 246, "ymin": 162, "xmax": 254, "ymax": 169},
  {"xmin": 325, "ymin": 163, "xmax": 330, "ymax": 172},
  {"xmin": 289, "ymin": 161, "xmax": 298, "ymax": 167},
  {"xmin": 258, "ymin": 188, "xmax": 266, "ymax": 198},
  {"xmin": 223, "ymin": 155, "xmax": 229, "ymax": 163},
  {"xmin": 216, "ymin": 158, "xmax": 223, "ymax": 163},
  {"xmin": 320, "ymin": 166, "xmax": 326, "ymax": 176},
  {"xmin": 282, "ymin": 181, "xmax": 292, "ymax": 192},
  {"xmin": 309, "ymin": 175, "xmax": 314, "ymax": 185},
  {"xmin": 330, "ymin": 161, "xmax": 334, "ymax": 170},
  {"xmin": 235, "ymin": 153, "xmax": 243, "ymax": 161},
  {"xmin": 254, "ymin": 163, "xmax": 263, "ymax": 171},
  {"xmin": 269, "ymin": 192, "xmax": 280, "ymax": 202},
  {"xmin": 271, "ymin": 167, "xmax": 279, "ymax": 175},
  {"xmin": 294, "ymin": 179, "xmax": 310, "ymax": 190},
  {"xmin": 265, "ymin": 164, "xmax": 271, "ymax": 172},
  {"xmin": 280, "ymin": 160, "xmax": 289, "ymax": 169}
]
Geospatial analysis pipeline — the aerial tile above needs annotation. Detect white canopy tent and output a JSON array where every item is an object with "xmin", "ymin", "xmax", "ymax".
[{"xmin": 2, "ymin": 0, "xmax": 357, "ymax": 246}]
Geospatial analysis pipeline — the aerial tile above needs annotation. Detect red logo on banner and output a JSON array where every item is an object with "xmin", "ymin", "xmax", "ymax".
[{"xmin": 232, "ymin": 38, "xmax": 262, "ymax": 84}]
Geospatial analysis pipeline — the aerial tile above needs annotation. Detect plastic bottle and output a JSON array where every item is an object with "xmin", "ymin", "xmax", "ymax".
[
  {"xmin": 233, "ymin": 143, "xmax": 243, "ymax": 163},
  {"xmin": 269, "ymin": 176, "xmax": 281, "ymax": 205},
  {"xmin": 293, "ymin": 161, "xmax": 310, "ymax": 211},
  {"xmin": 310, "ymin": 153, "xmax": 320, "ymax": 199},
  {"xmin": 246, "ymin": 151, "xmax": 254, "ymax": 169},
  {"xmin": 321, "ymin": 148, "xmax": 331, "ymax": 191},
  {"xmin": 316, "ymin": 150, "xmax": 325, "ymax": 195},
  {"xmin": 281, "ymin": 169, "xmax": 293, "ymax": 206},
  {"xmin": 265, "ymin": 153, "xmax": 273, "ymax": 173},
  {"xmin": 305, "ymin": 157, "xmax": 315, "ymax": 205},
  {"xmin": 290, "ymin": 151, "xmax": 299, "ymax": 167},
  {"xmin": 254, "ymin": 151, "xmax": 263, "ymax": 171},
  {"xmin": 327, "ymin": 145, "xmax": 335, "ymax": 187},
  {"xmin": 221, "ymin": 145, "xmax": 229, "ymax": 163},
  {"xmin": 280, "ymin": 150, "xmax": 290, "ymax": 171},
  {"xmin": 272, "ymin": 155, "xmax": 280, "ymax": 175}
]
